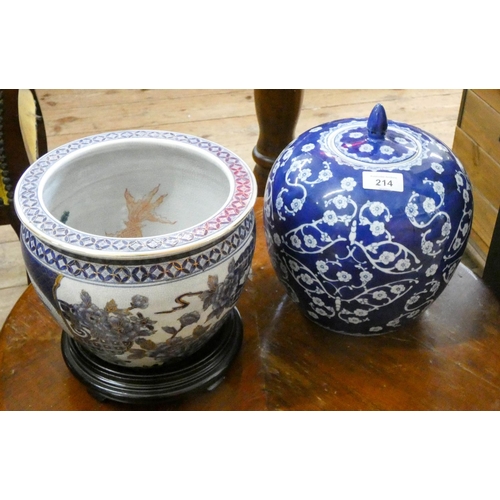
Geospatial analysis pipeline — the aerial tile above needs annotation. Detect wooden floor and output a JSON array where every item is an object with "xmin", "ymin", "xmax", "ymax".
[{"xmin": 0, "ymin": 89, "xmax": 463, "ymax": 329}]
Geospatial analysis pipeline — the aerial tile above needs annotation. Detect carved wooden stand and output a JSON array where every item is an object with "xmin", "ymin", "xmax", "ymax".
[{"xmin": 61, "ymin": 308, "xmax": 243, "ymax": 404}]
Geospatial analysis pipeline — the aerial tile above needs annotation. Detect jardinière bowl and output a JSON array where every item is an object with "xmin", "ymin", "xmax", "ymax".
[{"xmin": 14, "ymin": 130, "xmax": 257, "ymax": 367}]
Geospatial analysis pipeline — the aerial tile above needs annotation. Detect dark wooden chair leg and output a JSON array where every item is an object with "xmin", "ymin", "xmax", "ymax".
[
  {"xmin": 0, "ymin": 89, "xmax": 47, "ymax": 237},
  {"xmin": 252, "ymin": 89, "xmax": 303, "ymax": 196},
  {"xmin": 483, "ymin": 209, "xmax": 500, "ymax": 298}
]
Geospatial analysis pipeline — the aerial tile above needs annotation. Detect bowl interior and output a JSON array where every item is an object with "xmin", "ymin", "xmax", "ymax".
[{"xmin": 40, "ymin": 139, "xmax": 232, "ymax": 238}]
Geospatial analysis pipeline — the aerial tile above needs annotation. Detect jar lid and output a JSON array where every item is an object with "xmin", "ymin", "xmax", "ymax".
[{"xmin": 318, "ymin": 103, "xmax": 428, "ymax": 171}]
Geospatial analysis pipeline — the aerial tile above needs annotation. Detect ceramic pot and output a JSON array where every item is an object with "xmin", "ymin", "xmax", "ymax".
[
  {"xmin": 14, "ymin": 130, "xmax": 257, "ymax": 367},
  {"xmin": 264, "ymin": 104, "xmax": 473, "ymax": 335}
]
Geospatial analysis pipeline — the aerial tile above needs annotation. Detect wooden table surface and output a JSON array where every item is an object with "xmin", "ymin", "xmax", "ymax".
[{"xmin": 2, "ymin": 198, "xmax": 500, "ymax": 410}]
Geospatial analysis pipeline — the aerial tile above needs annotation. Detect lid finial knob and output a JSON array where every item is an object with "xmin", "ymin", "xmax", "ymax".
[{"xmin": 367, "ymin": 103, "xmax": 388, "ymax": 139}]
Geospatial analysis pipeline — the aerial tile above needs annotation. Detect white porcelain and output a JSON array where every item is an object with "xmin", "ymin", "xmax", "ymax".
[{"xmin": 15, "ymin": 130, "xmax": 257, "ymax": 367}]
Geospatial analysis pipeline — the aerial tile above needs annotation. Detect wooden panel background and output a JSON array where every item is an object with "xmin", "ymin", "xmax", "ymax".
[
  {"xmin": 37, "ymin": 89, "xmax": 462, "ymax": 162},
  {"xmin": 453, "ymin": 89, "xmax": 500, "ymax": 267}
]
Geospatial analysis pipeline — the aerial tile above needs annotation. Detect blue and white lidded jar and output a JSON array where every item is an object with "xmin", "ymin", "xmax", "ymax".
[{"xmin": 263, "ymin": 104, "xmax": 473, "ymax": 335}]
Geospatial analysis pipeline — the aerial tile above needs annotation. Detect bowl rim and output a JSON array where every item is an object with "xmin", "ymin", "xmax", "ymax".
[{"xmin": 14, "ymin": 130, "xmax": 257, "ymax": 260}]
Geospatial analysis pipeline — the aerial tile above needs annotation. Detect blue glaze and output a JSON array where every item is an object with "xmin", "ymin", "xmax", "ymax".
[
  {"xmin": 263, "ymin": 104, "xmax": 473, "ymax": 335},
  {"xmin": 367, "ymin": 103, "xmax": 388, "ymax": 139}
]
